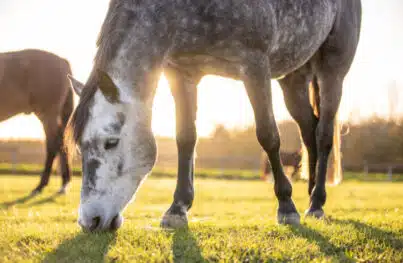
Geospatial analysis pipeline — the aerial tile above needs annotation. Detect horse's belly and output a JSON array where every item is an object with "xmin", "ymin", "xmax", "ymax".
[
  {"xmin": 0, "ymin": 82, "xmax": 33, "ymax": 121},
  {"xmin": 0, "ymin": 103, "xmax": 30, "ymax": 123},
  {"xmin": 269, "ymin": 42, "xmax": 323, "ymax": 78}
]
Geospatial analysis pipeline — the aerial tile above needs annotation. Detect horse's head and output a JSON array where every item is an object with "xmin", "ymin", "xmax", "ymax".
[{"xmin": 67, "ymin": 70, "xmax": 157, "ymax": 232}]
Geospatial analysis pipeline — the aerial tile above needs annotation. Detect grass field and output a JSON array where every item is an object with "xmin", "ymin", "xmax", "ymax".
[{"xmin": 1, "ymin": 175, "xmax": 403, "ymax": 262}]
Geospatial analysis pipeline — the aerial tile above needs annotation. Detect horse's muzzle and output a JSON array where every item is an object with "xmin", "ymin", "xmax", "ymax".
[{"xmin": 78, "ymin": 204, "xmax": 123, "ymax": 232}]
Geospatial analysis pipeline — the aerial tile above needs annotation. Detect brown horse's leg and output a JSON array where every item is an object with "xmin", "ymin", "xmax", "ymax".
[
  {"xmin": 32, "ymin": 117, "xmax": 62, "ymax": 195},
  {"xmin": 160, "ymin": 68, "xmax": 200, "ymax": 229},
  {"xmin": 57, "ymin": 149, "xmax": 71, "ymax": 194},
  {"xmin": 278, "ymin": 69, "xmax": 319, "ymax": 195},
  {"xmin": 57, "ymin": 90, "xmax": 73, "ymax": 194},
  {"xmin": 243, "ymin": 55, "xmax": 299, "ymax": 225}
]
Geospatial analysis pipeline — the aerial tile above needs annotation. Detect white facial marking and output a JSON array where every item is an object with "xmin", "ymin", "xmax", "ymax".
[{"xmin": 78, "ymin": 73, "xmax": 157, "ymax": 230}]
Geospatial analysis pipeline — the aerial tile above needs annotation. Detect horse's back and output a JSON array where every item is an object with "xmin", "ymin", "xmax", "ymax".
[
  {"xmin": 163, "ymin": 0, "xmax": 360, "ymax": 78},
  {"xmin": 0, "ymin": 49, "xmax": 72, "ymax": 118}
]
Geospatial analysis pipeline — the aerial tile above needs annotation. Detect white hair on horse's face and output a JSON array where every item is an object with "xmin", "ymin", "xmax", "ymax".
[{"xmin": 77, "ymin": 80, "xmax": 157, "ymax": 231}]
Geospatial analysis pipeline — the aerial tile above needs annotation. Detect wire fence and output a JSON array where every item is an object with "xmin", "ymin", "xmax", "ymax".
[{"xmin": 0, "ymin": 140, "xmax": 402, "ymax": 181}]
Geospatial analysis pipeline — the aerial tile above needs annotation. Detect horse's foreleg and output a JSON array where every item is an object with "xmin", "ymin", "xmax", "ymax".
[
  {"xmin": 160, "ymin": 68, "xmax": 199, "ymax": 229},
  {"xmin": 306, "ymin": 75, "xmax": 342, "ymax": 218},
  {"xmin": 278, "ymin": 71, "xmax": 319, "ymax": 196},
  {"xmin": 243, "ymin": 56, "xmax": 300, "ymax": 225}
]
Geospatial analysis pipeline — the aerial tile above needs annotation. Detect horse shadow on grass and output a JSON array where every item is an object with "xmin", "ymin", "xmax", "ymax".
[
  {"xmin": 290, "ymin": 218, "xmax": 403, "ymax": 261},
  {"xmin": 0, "ymin": 192, "xmax": 63, "ymax": 209},
  {"xmin": 0, "ymin": 193, "xmax": 36, "ymax": 209},
  {"xmin": 42, "ymin": 232, "xmax": 117, "ymax": 263},
  {"xmin": 27, "ymin": 192, "xmax": 62, "ymax": 207},
  {"xmin": 171, "ymin": 227, "xmax": 206, "ymax": 263},
  {"xmin": 329, "ymin": 218, "xmax": 403, "ymax": 251},
  {"xmin": 289, "ymin": 223, "xmax": 355, "ymax": 262}
]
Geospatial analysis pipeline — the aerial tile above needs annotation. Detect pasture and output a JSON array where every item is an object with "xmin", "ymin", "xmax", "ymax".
[{"xmin": 1, "ymin": 174, "xmax": 403, "ymax": 262}]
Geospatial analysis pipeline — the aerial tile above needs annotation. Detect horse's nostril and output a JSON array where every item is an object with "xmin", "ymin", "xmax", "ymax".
[
  {"xmin": 109, "ymin": 214, "xmax": 123, "ymax": 231},
  {"xmin": 90, "ymin": 216, "xmax": 101, "ymax": 231}
]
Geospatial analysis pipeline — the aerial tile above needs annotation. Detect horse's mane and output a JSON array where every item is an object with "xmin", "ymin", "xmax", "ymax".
[
  {"xmin": 65, "ymin": 0, "xmax": 136, "ymax": 150},
  {"xmin": 95, "ymin": 0, "xmax": 135, "ymax": 68},
  {"xmin": 64, "ymin": 73, "xmax": 97, "ymax": 151}
]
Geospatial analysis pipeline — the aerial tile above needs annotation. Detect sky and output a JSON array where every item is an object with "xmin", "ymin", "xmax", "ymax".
[{"xmin": 0, "ymin": 0, "xmax": 402, "ymax": 139}]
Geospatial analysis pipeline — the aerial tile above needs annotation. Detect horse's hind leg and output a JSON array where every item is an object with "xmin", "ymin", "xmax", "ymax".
[
  {"xmin": 160, "ymin": 68, "xmax": 200, "ymax": 229},
  {"xmin": 243, "ymin": 54, "xmax": 299, "ymax": 225},
  {"xmin": 278, "ymin": 67, "xmax": 319, "ymax": 195},
  {"xmin": 57, "ymin": 149, "xmax": 70, "ymax": 194},
  {"xmin": 305, "ymin": 72, "xmax": 343, "ymax": 218},
  {"xmin": 32, "ymin": 115, "xmax": 63, "ymax": 195},
  {"xmin": 306, "ymin": 4, "xmax": 361, "ymax": 218},
  {"xmin": 57, "ymin": 90, "xmax": 74, "ymax": 194}
]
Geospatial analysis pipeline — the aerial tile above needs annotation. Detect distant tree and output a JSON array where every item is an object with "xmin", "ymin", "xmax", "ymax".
[
  {"xmin": 388, "ymin": 81, "xmax": 399, "ymax": 121},
  {"xmin": 342, "ymin": 116, "xmax": 403, "ymax": 168}
]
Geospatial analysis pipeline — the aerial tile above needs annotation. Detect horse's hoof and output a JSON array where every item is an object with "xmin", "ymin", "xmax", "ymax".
[
  {"xmin": 305, "ymin": 208, "xmax": 325, "ymax": 219},
  {"xmin": 160, "ymin": 212, "xmax": 188, "ymax": 229},
  {"xmin": 57, "ymin": 188, "xmax": 66, "ymax": 195},
  {"xmin": 30, "ymin": 188, "xmax": 42, "ymax": 196},
  {"xmin": 57, "ymin": 185, "xmax": 69, "ymax": 195},
  {"xmin": 277, "ymin": 212, "xmax": 300, "ymax": 225}
]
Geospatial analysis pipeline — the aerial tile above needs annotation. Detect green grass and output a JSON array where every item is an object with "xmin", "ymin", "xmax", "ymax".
[
  {"xmin": 0, "ymin": 175, "xmax": 403, "ymax": 262},
  {"xmin": 0, "ymin": 163, "xmax": 259, "ymax": 180},
  {"xmin": 1, "ymin": 162, "xmax": 403, "ymax": 182}
]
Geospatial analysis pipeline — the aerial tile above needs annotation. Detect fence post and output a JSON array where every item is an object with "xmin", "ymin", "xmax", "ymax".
[
  {"xmin": 388, "ymin": 166, "xmax": 393, "ymax": 181},
  {"xmin": 363, "ymin": 160, "xmax": 368, "ymax": 177},
  {"xmin": 11, "ymin": 147, "xmax": 18, "ymax": 174}
]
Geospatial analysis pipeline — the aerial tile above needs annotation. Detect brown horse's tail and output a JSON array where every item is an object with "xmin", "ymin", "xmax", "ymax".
[
  {"xmin": 62, "ymin": 86, "xmax": 74, "ymax": 129},
  {"xmin": 300, "ymin": 76, "xmax": 342, "ymax": 185},
  {"xmin": 62, "ymin": 61, "xmax": 74, "ymax": 129},
  {"xmin": 61, "ymin": 61, "xmax": 75, "ymax": 157}
]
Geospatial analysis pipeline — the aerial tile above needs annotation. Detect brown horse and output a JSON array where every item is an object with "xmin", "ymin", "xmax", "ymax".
[
  {"xmin": 0, "ymin": 49, "xmax": 73, "ymax": 194},
  {"xmin": 261, "ymin": 150, "xmax": 302, "ymax": 181},
  {"xmin": 261, "ymin": 143, "xmax": 342, "ymax": 184}
]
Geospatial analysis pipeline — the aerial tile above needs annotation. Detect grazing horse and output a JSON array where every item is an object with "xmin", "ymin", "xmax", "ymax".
[
  {"xmin": 67, "ymin": 0, "xmax": 361, "ymax": 231},
  {"xmin": 0, "ymin": 49, "xmax": 73, "ymax": 194},
  {"xmin": 261, "ymin": 150, "xmax": 302, "ymax": 181}
]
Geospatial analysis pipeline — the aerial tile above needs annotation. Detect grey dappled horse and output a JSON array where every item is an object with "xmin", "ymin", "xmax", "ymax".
[
  {"xmin": 0, "ymin": 49, "xmax": 73, "ymax": 195},
  {"xmin": 67, "ymin": 0, "xmax": 362, "ymax": 231}
]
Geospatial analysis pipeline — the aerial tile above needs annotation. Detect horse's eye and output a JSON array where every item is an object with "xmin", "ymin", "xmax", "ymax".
[{"xmin": 104, "ymin": 138, "xmax": 119, "ymax": 150}]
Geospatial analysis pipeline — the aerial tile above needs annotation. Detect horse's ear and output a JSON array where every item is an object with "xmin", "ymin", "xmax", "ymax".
[
  {"xmin": 96, "ymin": 69, "xmax": 120, "ymax": 104},
  {"xmin": 68, "ymin": 74, "xmax": 84, "ymax": 97}
]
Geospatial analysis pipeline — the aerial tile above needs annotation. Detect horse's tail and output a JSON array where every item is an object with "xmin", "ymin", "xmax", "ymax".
[
  {"xmin": 300, "ymin": 76, "xmax": 342, "ymax": 184},
  {"xmin": 61, "ymin": 61, "xmax": 75, "ymax": 158},
  {"xmin": 62, "ymin": 84, "xmax": 74, "ymax": 129},
  {"xmin": 327, "ymin": 109, "xmax": 342, "ymax": 185},
  {"xmin": 62, "ymin": 60, "xmax": 74, "ymax": 129}
]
